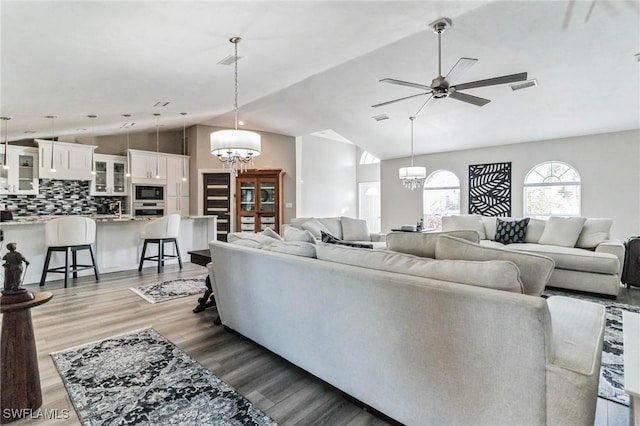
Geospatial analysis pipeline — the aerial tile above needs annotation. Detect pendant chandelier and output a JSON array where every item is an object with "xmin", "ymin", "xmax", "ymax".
[
  {"xmin": 87, "ymin": 114, "xmax": 97, "ymax": 175},
  {"xmin": 210, "ymin": 37, "xmax": 261, "ymax": 177},
  {"xmin": 1, "ymin": 116, "xmax": 10, "ymax": 170},
  {"xmin": 153, "ymin": 113, "xmax": 160, "ymax": 179},
  {"xmin": 123, "ymin": 114, "xmax": 132, "ymax": 177},
  {"xmin": 399, "ymin": 116, "xmax": 426, "ymax": 190},
  {"xmin": 46, "ymin": 115, "xmax": 57, "ymax": 173},
  {"xmin": 180, "ymin": 112, "xmax": 188, "ymax": 182}
]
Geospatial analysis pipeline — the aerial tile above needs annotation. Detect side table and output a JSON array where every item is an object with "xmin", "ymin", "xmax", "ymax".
[{"xmin": 1, "ymin": 291, "xmax": 53, "ymax": 424}]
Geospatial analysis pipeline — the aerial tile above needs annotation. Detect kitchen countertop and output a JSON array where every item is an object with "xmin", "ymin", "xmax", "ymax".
[{"xmin": 0, "ymin": 215, "xmax": 217, "ymax": 226}]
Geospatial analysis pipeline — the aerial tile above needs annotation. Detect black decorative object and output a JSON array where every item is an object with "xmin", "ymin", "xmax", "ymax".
[
  {"xmin": 495, "ymin": 217, "xmax": 530, "ymax": 244},
  {"xmin": 468, "ymin": 162, "xmax": 512, "ymax": 216},
  {"xmin": 321, "ymin": 231, "xmax": 373, "ymax": 249}
]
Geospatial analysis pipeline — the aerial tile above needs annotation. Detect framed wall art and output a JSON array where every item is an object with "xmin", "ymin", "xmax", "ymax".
[{"xmin": 468, "ymin": 162, "xmax": 511, "ymax": 216}]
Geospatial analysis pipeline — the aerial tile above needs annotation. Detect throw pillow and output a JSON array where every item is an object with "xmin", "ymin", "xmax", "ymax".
[
  {"xmin": 441, "ymin": 215, "xmax": 486, "ymax": 240},
  {"xmin": 538, "ymin": 217, "xmax": 587, "ymax": 248},
  {"xmin": 283, "ymin": 225, "xmax": 316, "ymax": 243},
  {"xmin": 301, "ymin": 218, "xmax": 332, "ymax": 239},
  {"xmin": 340, "ymin": 216, "xmax": 370, "ymax": 241},
  {"xmin": 386, "ymin": 230, "xmax": 480, "ymax": 258},
  {"xmin": 495, "ymin": 217, "xmax": 530, "ymax": 244},
  {"xmin": 321, "ymin": 231, "xmax": 373, "ymax": 249},
  {"xmin": 524, "ymin": 218, "xmax": 546, "ymax": 243},
  {"xmin": 576, "ymin": 218, "xmax": 613, "ymax": 249},
  {"xmin": 262, "ymin": 227, "xmax": 282, "ymax": 241}
]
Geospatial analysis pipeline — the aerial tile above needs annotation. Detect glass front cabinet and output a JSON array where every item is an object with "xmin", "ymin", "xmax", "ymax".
[
  {"xmin": 91, "ymin": 154, "xmax": 128, "ymax": 196},
  {"xmin": 0, "ymin": 145, "xmax": 39, "ymax": 195},
  {"xmin": 236, "ymin": 169, "xmax": 284, "ymax": 233}
]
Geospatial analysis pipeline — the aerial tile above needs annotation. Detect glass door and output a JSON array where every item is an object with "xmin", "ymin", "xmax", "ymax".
[
  {"xmin": 238, "ymin": 180, "xmax": 256, "ymax": 232},
  {"xmin": 17, "ymin": 154, "xmax": 35, "ymax": 192},
  {"xmin": 113, "ymin": 161, "xmax": 126, "ymax": 194},
  {"xmin": 94, "ymin": 160, "xmax": 108, "ymax": 194},
  {"xmin": 258, "ymin": 179, "xmax": 277, "ymax": 230}
]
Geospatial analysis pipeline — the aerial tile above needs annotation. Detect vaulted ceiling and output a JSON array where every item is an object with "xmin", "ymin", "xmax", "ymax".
[{"xmin": 1, "ymin": 1, "xmax": 639, "ymax": 160}]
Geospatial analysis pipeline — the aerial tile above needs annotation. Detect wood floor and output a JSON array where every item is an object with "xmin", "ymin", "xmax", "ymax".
[{"xmin": 2, "ymin": 263, "xmax": 639, "ymax": 425}]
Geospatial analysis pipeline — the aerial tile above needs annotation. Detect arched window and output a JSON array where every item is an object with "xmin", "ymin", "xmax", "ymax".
[
  {"xmin": 523, "ymin": 161, "xmax": 581, "ymax": 217},
  {"xmin": 423, "ymin": 170, "xmax": 460, "ymax": 229},
  {"xmin": 359, "ymin": 151, "xmax": 380, "ymax": 165}
]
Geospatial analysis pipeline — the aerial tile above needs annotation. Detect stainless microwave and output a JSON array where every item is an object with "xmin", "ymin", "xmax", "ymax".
[{"xmin": 134, "ymin": 185, "xmax": 164, "ymax": 202}]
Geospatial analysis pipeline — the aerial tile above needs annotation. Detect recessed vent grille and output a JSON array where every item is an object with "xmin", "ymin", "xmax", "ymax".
[
  {"xmin": 509, "ymin": 79, "xmax": 538, "ymax": 91},
  {"xmin": 153, "ymin": 101, "xmax": 170, "ymax": 107},
  {"xmin": 372, "ymin": 114, "xmax": 389, "ymax": 121}
]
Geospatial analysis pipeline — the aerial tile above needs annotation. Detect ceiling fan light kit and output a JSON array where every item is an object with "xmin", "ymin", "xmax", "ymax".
[
  {"xmin": 210, "ymin": 36, "xmax": 261, "ymax": 177},
  {"xmin": 373, "ymin": 17, "xmax": 528, "ymax": 117}
]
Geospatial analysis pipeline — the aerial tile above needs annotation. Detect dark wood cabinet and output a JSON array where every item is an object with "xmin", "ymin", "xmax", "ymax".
[
  {"xmin": 203, "ymin": 173, "xmax": 231, "ymax": 241},
  {"xmin": 235, "ymin": 169, "xmax": 284, "ymax": 234}
]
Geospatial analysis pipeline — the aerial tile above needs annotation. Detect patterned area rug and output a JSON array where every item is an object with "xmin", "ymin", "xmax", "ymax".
[
  {"xmin": 51, "ymin": 328, "xmax": 277, "ymax": 425},
  {"xmin": 130, "ymin": 275, "xmax": 207, "ymax": 303},
  {"xmin": 543, "ymin": 289, "xmax": 640, "ymax": 406}
]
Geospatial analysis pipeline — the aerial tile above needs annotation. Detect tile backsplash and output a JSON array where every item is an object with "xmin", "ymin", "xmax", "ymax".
[{"xmin": 3, "ymin": 179, "xmax": 125, "ymax": 216}]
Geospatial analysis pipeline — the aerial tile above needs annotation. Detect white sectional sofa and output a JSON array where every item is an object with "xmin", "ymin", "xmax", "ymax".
[
  {"xmin": 286, "ymin": 216, "xmax": 386, "ymax": 248},
  {"xmin": 209, "ymin": 234, "xmax": 606, "ymax": 425},
  {"xmin": 441, "ymin": 215, "xmax": 624, "ymax": 298}
]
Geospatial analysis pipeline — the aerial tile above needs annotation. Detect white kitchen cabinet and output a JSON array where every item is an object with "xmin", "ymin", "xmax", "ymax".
[
  {"xmin": 129, "ymin": 149, "xmax": 166, "ymax": 184},
  {"xmin": 0, "ymin": 145, "xmax": 39, "ymax": 195},
  {"xmin": 91, "ymin": 154, "xmax": 128, "ymax": 196},
  {"xmin": 166, "ymin": 155, "xmax": 190, "ymax": 216},
  {"xmin": 36, "ymin": 139, "xmax": 96, "ymax": 180}
]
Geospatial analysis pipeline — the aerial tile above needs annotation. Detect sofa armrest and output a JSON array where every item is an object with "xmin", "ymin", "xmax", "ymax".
[
  {"xmin": 370, "ymin": 232, "xmax": 387, "ymax": 243},
  {"xmin": 595, "ymin": 239, "xmax": 625, "ymax": 275}
]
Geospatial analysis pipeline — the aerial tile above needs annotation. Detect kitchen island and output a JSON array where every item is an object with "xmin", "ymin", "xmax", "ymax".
[{"xmin": 0, "ymin": 215, "xmax": 217, "ymax": 285}]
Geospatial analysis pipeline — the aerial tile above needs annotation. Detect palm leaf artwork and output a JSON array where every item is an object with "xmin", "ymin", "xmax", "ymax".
[{"xmin": 468, "ymin": 162, "xmax": 512, "ymax": 216}]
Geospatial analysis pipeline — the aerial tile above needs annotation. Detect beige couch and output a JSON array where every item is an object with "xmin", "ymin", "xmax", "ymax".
[
  {"xmin": 441, "ymin": 215, "xmax": 624, "ymax": 298},
  {"xmin": 209, "ymin": 236, "xmax": 605, "ymax": 425},
  {"xmin": 287, "ymin": 216, "xmax": 386, "ymax": 248}
]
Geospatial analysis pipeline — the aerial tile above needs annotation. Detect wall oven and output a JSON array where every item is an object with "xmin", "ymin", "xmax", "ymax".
[
  {"xmin": 134, "ymin": 202, "xmax": 165, "ymax": 218},
  {"xmin": 134, "ymin": 185, "xmax": 164, "ymax": 202}
]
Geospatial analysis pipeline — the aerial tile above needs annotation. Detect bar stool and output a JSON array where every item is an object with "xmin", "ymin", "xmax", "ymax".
[
  {"xmin": 138, "ymin": 214, "xmax": 183, "ymax": 273},
  {"xmin": 39, "ymin": 217, "xmax": 99, "ymax": 288}
]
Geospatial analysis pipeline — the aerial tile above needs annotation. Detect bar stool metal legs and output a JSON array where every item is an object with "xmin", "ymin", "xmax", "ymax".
[
  {"xmin": 39, "ymin": 244, "xmax": 100, "ymax": 288},
  {"xmin": 138, "ymin": 238, "xmax": 183, "ymax": 273}
]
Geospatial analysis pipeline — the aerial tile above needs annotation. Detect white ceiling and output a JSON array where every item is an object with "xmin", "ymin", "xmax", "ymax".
[{"xmin": 1, "ymin": 1, "xmax": 639, "ymax": 160}]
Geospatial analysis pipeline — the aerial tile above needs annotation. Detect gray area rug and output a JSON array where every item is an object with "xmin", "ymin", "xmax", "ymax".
[
  {"xmin": 543, "ymin": 289, "xmax": 640, "ymax": 406},
  {"xmin": 130, "ymin": 275, "xmax": 207, "ymax": 304},
  {"xmin": 51, "ymin": 328, "xmax": 277, "ymax": 425}
]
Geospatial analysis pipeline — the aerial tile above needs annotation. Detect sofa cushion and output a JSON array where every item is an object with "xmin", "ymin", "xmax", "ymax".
[
  {"xmin": 538, "ymin": 217, "xmax": 587, "ymax": 248},
  {"xmin": 524, "ymin": 218, "xmax": 547, "ymax": 243},
  {"xmin": 227, "ymin": 238, "xmax": 265, "ymax": 249},
  {"xmin": 283, "ymin": 225, "xmax": 316, "ymax": 243},
  {"xmin": 442, "ymin": 215, "xmax": 486, "ymax": 239},
  {"xmin": 315, "ymin": 244, "xmax": 523, "ymax": 293},
  {"xmin": 481, "ymin": 216, "xmax": 498, "ymax": 240},
  {"xmin": 341, "ymin": 216, "xmax": 370, "ymax": 241},
  {"xmin": 263, "ymin": 241, "xmax": 317, "ymax": 258},
  {"xmin": 505, "ymin": 243, "xmax": 620, "ymax": 275},
  {"xmin": 576, "ymin": 218, "xmax": 613, "ymax": 249},
  {"xmin": 228, "ymin": 232, "xmax": 278, "ymax": 246},
  {"xmin": 495, "ymin": 217, "xmax": 530, "ymax": 244},
  {"xmin": 435, "ymin": 235, "xmax": 555, "ymax": 296},
  {"xmin": 321, "ymin": 231, "xmax": 373, "ymax": 249},
  {"xmin": 300, "ymin": 218, "xmax": 332, "ymax": 239},
  {"xmin": 262, "ymin": 227, "xmax": 282, "ymax": 241},
  {"xmin": 386, "ymin": 230, "xmax": 480, "ymax": 258},
  {"xmin": 318, "ymin": 217, "xmax": 343, "ymax": 239}
]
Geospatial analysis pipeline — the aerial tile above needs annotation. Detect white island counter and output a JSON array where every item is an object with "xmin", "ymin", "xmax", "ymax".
[{"xmin": 0, "ymin": 215, "xmax": 217, "ymax": 285}]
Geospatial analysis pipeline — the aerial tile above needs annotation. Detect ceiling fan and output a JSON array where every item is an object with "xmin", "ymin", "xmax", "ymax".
[{"xmin": 372, "ymin": 18, "xmax": 528, "ymax": 117}]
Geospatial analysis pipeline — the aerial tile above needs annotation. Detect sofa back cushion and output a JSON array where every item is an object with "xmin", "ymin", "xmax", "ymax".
[
  {"xmin": 435, "ymin": 235, "xmax": 555, "ymax": 296},
  {"xmin": 340, "ymin": 216, "xmax": 370, "ymax": 241},
  {"xmin": 228, "ymin": 232, "xmax": 279, "ymax": 246},
  {"xmin": 283, "ymin": 225, "xmax": 316, "ymax": 243},
  {"xmin": 386, "ymin": 230, "xmax": 480, "ymax": 258},
  {"xmin": 300, "ymin": 218, "xmax": 333, "ymax": 239},
  {"xmin": 263, "ymin": 241, "xmax": 317, "ymax": 258},
  {"xmin": 524, "ymin": 218, "xmax": 547, "ymax": 243},
  {"xmin": 538, "ymin": 217, "xmax": 587, "ymax": 247},
  {"xmin": 318, "ymin": 217, "xmax": 343, "ymax": 239},
  {"xmin": 316, "ymin": 244, "xmax": 523, "ymax": 293},
  {"xmin": 442, "ymin": 215, "xmax": 486, "ymax": 239},
  {"xmin": 576, "ymin": 218, "xmax": 613, "ymax": 249}
]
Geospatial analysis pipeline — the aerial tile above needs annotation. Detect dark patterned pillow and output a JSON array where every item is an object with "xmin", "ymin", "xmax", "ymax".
[
  {"xmin": 495, "ymin": 217, "xmax": 530, "ymax": 244},
  {"xmin": 321, "ymin": 231, "xmax": 373, "ymax": 249}
]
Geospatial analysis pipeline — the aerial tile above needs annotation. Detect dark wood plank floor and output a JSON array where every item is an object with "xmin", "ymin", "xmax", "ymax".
[{"xmin": 3, "ymin": 264, "xmax": 639, "ymax": 425}]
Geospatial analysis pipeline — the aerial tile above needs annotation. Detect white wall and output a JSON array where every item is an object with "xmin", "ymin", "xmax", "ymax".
[
  {"xmin": 381, "ymin": 129, "xmax": 640, "ymax": 240},
  {"xmin": 296, "ymin": 135, "xmax": 356, "ymax": 218}
]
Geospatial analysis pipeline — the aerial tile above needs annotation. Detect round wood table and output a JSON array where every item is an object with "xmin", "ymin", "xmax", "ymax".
[{"xmin": 0, "ymin": 291, "xmax": 53, "ymax": 424}]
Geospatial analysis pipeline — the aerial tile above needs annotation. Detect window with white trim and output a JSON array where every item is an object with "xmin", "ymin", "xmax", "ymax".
[
  {"xmin": 523, "ymin": 161, "xmax": 581, "ymax": 217},
  {"xmin": 359, "ymin": 151, "xmax": 380, "ymax": 165},
  {"xmin": 423, "ymin": 170, "xmax": 460, "ymax": 229}
]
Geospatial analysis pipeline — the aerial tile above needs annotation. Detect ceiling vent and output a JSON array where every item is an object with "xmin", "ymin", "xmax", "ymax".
[
  {"xmin": 120, "ymin": 122, "xmax": 136, "ymax": 129},
  {"xmin": 372, "ymin": 114, "xmax": 389, "ymax": 121},
  {"xmin": 153, "ymin": 101, "xmax": 170, "ymax": 107},
  {"xmin": 217, "ymin": 55, "xmax": 243, "ymax": 66},
  {"xmin": 509, "ymin": 79, "xmax": 538, "ymax": 91}
]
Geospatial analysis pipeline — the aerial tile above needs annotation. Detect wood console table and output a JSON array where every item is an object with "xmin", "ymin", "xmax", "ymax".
[
  {"xmin": 1, "ymin": 291, "xmax": 53, "ymax": 424},
  {"xmin": 188, "ymin": 249, "xmax": 220, "ymax": 325}
]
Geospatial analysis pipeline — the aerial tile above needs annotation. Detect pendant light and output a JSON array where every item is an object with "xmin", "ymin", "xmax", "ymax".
[
  {"xmin": 398, "ymin": 116, "xmax": 426, "ymax": 190},
  {"xmin": 0, "ymin": 116, "xmax": 10, "ymax": 170},
  {"xmin": 153, "ymin": 113, "xmax": 160, "ymax": 179},
  {"xmin": 45, "ymin": 115, "xmax": 57, "ymax": 173},
  {"xmin": 180, "ymin": 112, "xmax": 187, "ymax": 182},
  {"xmin": 87, "ymin": 114, "xmax": 97, "ymax": 175},
  {"xmin": 123, "ymin": 114, "xmax": 132, "ymax": 177},
  {"xmin": 210, "ymin": 37, "xmax": 261, "ymax": 176}
]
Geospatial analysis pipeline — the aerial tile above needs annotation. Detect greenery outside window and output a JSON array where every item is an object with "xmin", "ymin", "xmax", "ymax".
[
  {"xmin": 523, "ymin": 161, "xmax": 581, "ymax": 217},
  {"xmin": 423, "ymin": 170, "xmax": 460, "ymax": 229}
]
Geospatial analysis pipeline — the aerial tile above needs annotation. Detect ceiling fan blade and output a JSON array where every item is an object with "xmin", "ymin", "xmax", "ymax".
[
  {"xmin": 445, "ymin": 57, "xmax": 478, "ymax": 84},
  {"xmin": 448, "ymin": 91, "xmax": 491, "ymax": 107},
  {"xmin": 562, "ymin": 0, "xmax": 575, "ymax": 29},
  {"xmin": 452, "ymin": 72, "xmax": 528, "ymax": 91},
  {"xmin": 372, "ymin": 92, "xmax": 431, "ymax": 108},
  {"xmin": 414, "ymin": 94, "xmax": 435, "ymax": 117},
  {"xmin": 380, "ymin": 78, "xmax": 432, "ymax": 91}
]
